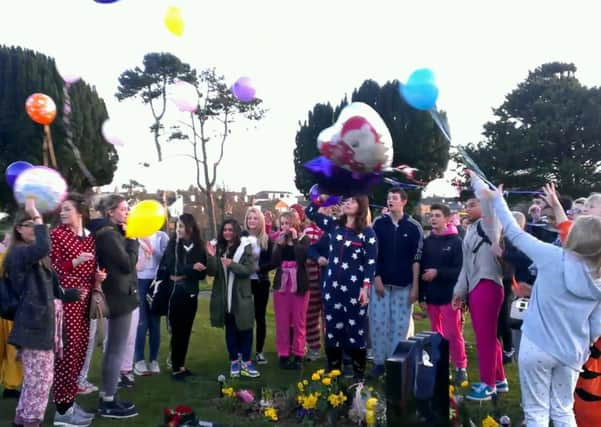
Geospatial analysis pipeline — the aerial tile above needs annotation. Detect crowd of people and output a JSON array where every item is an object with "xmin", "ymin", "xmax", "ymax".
[{"xmin": 0, "ymin": 171, "xmax": 600, "ymax": 427}]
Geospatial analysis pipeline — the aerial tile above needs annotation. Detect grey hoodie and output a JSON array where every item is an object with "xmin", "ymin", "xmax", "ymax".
[{"xmin": 490, "ymin": 191, "xmax": 601, "ymax": 370}]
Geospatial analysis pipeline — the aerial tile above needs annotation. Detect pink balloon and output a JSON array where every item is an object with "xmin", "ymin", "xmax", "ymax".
[
  {"xmin": 169, "ymin": 80, "xmax": 198, "ymax": 112},
  {"xmin": 57, "ymin": 63, "xmax": 81, "ymax": 84},
  {"xmin": 232, "ymin": 77, "xmax": 256, "ymax": 103},
  {"xmin": 101, "ymin": 119, "xmax": 125, "ymax": 147}
]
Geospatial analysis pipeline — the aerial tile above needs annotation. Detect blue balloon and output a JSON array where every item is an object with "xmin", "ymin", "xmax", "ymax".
[
  {"xmin": 5, "ymin": 161, "xmax": 33, "ymax": 189},
  {"xmin": 407, "ymin": 68, "xmax": 436, "ymax": 86},
  {"xmin": 401, "ymin": 68, "xmax": 439, "ymax": 111}
]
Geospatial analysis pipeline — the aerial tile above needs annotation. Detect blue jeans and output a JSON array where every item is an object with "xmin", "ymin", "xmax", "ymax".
[
  {"xmin": 225, "ymin": 313, "xmax": 253, "ymax": 362},
  {"xmin": 135, "ymin": 279, "xmax": 161, "ymax": 362}
]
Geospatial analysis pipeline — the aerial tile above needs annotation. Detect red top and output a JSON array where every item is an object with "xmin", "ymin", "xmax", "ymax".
[
  {"xmin": 303, "ymin": 222, "xmax": 324, "ymax": 245},
  {"xmin": 50, "ymin": 224, "xmax": 97, "ymax": 295}
]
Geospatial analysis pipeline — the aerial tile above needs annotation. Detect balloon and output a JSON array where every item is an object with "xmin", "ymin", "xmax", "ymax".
[
  {"xmin": 25, "ymin": 93, "xmax": 57, "ymax": 125},
  {"xmin": 400, "ymin": 68, "xmax": 439, "ymax": 111},
  {"xmin": 5, "ymin": 161, "xmax": 33, "ymax": 189},
  {"xmin": 165, "ymin": 6, "xmax": 184, "ymax": 37},
  {"xmin": 231, "ymin": 77, "xmax": 256, "ymax": 103},
  {"xmin": 169, "ymin": 80, "xmax": 198, "ymax": 112},
  {"xmin": 95, "ymin": 0, "xmax": 120, "ymax": 3},
  {"xmin": 126, "ymin": 200, "xmax": 166, "ymax": 238},
  {"xmin": 101, "ymin": 119, "xmax": 125, "ymax": 147},
  {"xmin": 13, "ymin": 166, "xmax": 67, "ymax": 213},
  {"xmin": 57, "ymin": 63, "xmax": 81, "ymax": 84},
  {"xmin": 316, "ymin": 102, "xmax": 393, "ymax": 174},
  {"xmin": 309, "ymin": 184, "xmax": 341, "ymax": 207}
]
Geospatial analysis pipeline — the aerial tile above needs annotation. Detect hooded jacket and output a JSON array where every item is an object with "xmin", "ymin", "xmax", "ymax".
[
  {"xmin": 419, "ymin": 224, "xmax": 463, "ymax": 305},
  {"xmin": 491, "ymin": 190, "xmax": 601, "ymax": 370}
]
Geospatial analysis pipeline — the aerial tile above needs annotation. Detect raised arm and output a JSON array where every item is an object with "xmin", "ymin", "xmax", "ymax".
[{"xmin": 305, "ymin": 203, "xmax": 336, "ymax": 234}]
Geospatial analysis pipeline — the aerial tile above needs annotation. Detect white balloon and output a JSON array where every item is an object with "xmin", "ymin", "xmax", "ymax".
[
  {"xmin": 57, "ymin": 63, "xmax": 81, "ymax": 84},
  {"xmin": 13, "ymin": 166, "xmax": 67, "ymax": 213},
  {"xmin": 169, "ymin": 80, "xmax": 198, "ymax": 113},
  {"xmin": 101, "ymin": 119, "xmax": 125, "ymax": 147}
]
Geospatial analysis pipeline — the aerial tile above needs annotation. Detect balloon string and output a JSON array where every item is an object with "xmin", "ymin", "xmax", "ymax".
[{"xmin": 62, "ymin": 84, "xmax": 97, "ymax": 186}]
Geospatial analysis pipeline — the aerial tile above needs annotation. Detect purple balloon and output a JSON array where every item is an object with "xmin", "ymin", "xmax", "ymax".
[
  {"xmin": 309, "ymin": 184, "xmax": 341, "ymax": 207},
  {"xmin": 5, "ymin": 161, "xmax": 33, "ymax": 189},
  {"xmin": 95, "ymin": 0, "xmax": 120, "ymax": 3},
  {"xmin": 232, "ymin": 77, "xmax": 256, "ymax": 103}
]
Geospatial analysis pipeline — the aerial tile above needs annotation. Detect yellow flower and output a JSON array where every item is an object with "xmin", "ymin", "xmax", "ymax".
[
  {"xmin": 366, "ymin": 397, "xmax": 378, "ymax": 410},
  {"xmin": 264, "ymin": 407, "xmax": 279, "ymax": 422},
  {"xmin": 311, "ymin": 372, "xmax": 321, "ymax": 381},
  {"xmin": 482, "ymin": 415, "xmax": 500, "ymax": 427},
  {"xmin": 368, "ymin": 387, "xmax": 374, "ymax": 392},
  {"xmin": 297, "ymin": 394, "xmax": 305, "ymax": 404},
  {"xmin": 297, "ymin": 382, "xmax": 305, "ymax": 392},
  {"xmin": 449, "ymin": 385, "xmax": 455, "ymax": 397},
  {"xmin": 303, "ymin": 380, "xmax": 309, "ymax": 385},
  {"xmin": 302, "ymin": 393, "xmax": 318, "ymax": 410},
  {"xmin": 222, "ymin": 387, "xmax": 235, "ymax": 397},
  {"xmin": 322, "ymin": 377, "xmax": 332, "ymax": 386},
  {"xmin": 329, "ymin": 369, "xmax": 342, "ymax": 378},
  {"xmin": 317, "ymin": 368, "xmax": 325, "ymax": 375},
  {"xmin": 365, "ymin": 409, "xmax": 376, "ymax": 427}
]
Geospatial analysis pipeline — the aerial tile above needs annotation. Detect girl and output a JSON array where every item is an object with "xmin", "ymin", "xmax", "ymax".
[
  {"xmin": 5, "ymin": 199, "xmax": 80, "ymax": 427},
  {"xmin": 272, "ymin": 211, "xmax": 310, "ymax": 370},
  {"xmin": 473, "ymin": 175, "xmax": 601, "ymax": 426},
  {"xmin": 93, "ymin": 195, "xmax": 139, "ymax": 419},
  {"xmin": 243, "ymin": 207, "xmax": 274, "ymax": 365},
  {"xmin": 134, "ymin": 230, "xmax": 169, "ymax": 375},
  {"xmin": 157, "ymin": 213, "xmax": 207, "ymax": 381},
  {"xmin": 305, "ymin": 196, "xmax": 377, "ymax": 379},
  {"xmin": 50, "ymin": 194, "xmax": 104, "ymax": 425},
  {"xmin": 207, "ymin": 219, "xmax": 259, "ymax": 378}
]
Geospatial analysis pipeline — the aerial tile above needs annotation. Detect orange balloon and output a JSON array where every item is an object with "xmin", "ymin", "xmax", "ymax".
[{"xmin": 25, "ymin": 93, "xmax": 57, "ymax": 125}]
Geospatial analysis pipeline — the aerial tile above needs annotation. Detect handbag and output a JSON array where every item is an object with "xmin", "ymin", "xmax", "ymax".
[
  {"xmin": 89, "ymin": 287, "xmax": 109, "ymax": 320},
  {"xmin": 147, "ymin": 278, "xmax": 173, "ymax": 316}
]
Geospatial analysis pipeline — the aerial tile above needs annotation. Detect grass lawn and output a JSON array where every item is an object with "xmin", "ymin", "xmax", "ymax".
[{"xmin": 0, "ymin": 296, "xmax": 522, "ymax": 426}]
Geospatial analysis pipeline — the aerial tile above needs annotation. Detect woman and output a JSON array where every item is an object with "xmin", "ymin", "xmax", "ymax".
[
  {"xmin": 305, "ymin": 196, "xmax": 377, "ymax": 379},
  {"xmin": 157, "ymin": 213, "xmax": 207, "ymax": 381},
  {"xmin": 271, "ymin": 211, "xmax": 310, "ymax": 370},
  {"xmin": 50, "ymin": 194, "xmax": 105, "ymax": 425},
  {"xmin": 207, "ymin": 219, "xmax": 259, "ymax": 378},
  {"xmin": 5, "ymin": 199, "xmax": 80, "ymax": 427},
  {"xmin": 134, "ymin": 230, "xmax": 169, "ymax": 375},
  {"xmin": 92, "ymin": 195, "xmax": 139, "ymax": 419},
  {"xmin": 243, "ymin": 207, "xmax": 274, "ymax": 365}
]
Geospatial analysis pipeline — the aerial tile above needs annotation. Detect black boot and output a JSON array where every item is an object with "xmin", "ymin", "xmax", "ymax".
[
  {"xmin": 278, "ymin": 356, "xmax": 290, "ymax": 369},
  {"xmin": 285, "ymin": 356, "xmax": 303, "ymax": 370},
  {"xmin": 325, "ymin": 347, "xmax": 343, "ymax": 371},
  {"xmin": 349, "ymin": 348, "xmax": 367, "ymax": 381}
]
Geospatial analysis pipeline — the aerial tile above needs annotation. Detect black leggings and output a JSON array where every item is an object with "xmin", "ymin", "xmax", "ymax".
[
  {"xmin": 497, "ymin": 278, "xmax": 513, "ymax": 353},
  {"xmin": 251, "ymin": 279, "xmax": 270, "ymax": 353},
  {"xmin": 168, "ymin": 286, "xmax": 198, "ymax": 371}
]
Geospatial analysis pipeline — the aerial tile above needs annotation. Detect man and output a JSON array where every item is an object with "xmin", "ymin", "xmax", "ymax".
[
  {"xmin": 419, "ymin": 203, "xmax": 466, "ymax": 386},
  {"xmin": 369, "ymin": 187, "xmax": 423, "ymax": 378}
]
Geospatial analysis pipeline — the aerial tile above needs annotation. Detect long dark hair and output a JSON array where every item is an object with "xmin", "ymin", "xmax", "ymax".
[
  {"xmin": 338, "ymin": 196, "xmax": 371, "ymax": 233},
  {"xmin": 178, "ymin": 213, "xmax": 203, "ymax": 248},
  {"xmin": 2, "ymin": 210, "xmax": 51, "ymax": 273},
  {"xmin": 63, "ymin": 192, "xmax": 90, "ymax": 226},
  {"xmin": 218, "ymin": 219, "xmax": 242, "ymax": 258}
]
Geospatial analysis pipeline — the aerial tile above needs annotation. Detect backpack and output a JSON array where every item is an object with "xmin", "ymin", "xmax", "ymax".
[
  {"xmin": 472, "ymin": 221, "xmax": 492, "ymax": 254},
  {"xmin": 0, "ymin": 271, "xmax": 21, "ymax": 321}
]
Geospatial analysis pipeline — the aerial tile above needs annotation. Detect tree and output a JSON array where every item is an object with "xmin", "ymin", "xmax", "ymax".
[
  {"xmin": 464, "ymin": 62, "xmax": 601, "ymax": 198},
  {"xmin": 293, "ymin": 79, "xmax": 450, "ymax": 204},
  {"xmin": 0, "ymin": 45, "xmax": 118, "ymax": 211},
  {"xmin": 115, "ymin": 53, "xmax": 196, "ymax": 161},
  {"xmin": 168, "ymin": 68, "xmax": 265, "ymax": 237}
]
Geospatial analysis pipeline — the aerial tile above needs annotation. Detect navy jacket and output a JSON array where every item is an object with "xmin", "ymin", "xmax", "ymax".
[
  {"xmin": 308, "ymin": 232, "xmax": 330, "ymax": 283},
  {"xmin": 373, "ymin": 214, "xmax": 423, "ymax": 287},
  {"xmin": 419, "ymin": 232, "xmax": 463, "ymax": 305}
]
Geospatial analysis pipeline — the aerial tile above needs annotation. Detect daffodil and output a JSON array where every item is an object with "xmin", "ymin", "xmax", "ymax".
[
  {"xmin": 264, "ymin": 407, "xmax": 279, "ymax": 422},
  {"xmin": 297, "ymin": 382, "xmax": 304, "ymax": 392},
  {"xmin": 303, "ymin": 379, "xmax": 309, "ymax": 385},
  {"xmin": 366, "ymin": 397, "xmax": 378, "ymax": 410},
  {"xmin": 222, "ymin": 387, "xmax": 235, "ymax": 398},
  {"xmin": 449, "ymin": 385, "xmax": 455, "ymax": 397},
  {"xmin": 329, "ymin": 369, "xmax": 342, "ymax": 378},
  {"xmin": 482, "ymin": 415, "xmax": 500, "ymax": 427},
  {"xmin": 311, "ymin": 372, "xmax": 321, "ymax": 381},
  {"xmin": 322, "ymin": 377, "xmax": 332, "ymax": 386},
  {"xmin": 317, "ymin": 368, "xmax": 325, "ymax": 375},
  {"xmin": 302, "ymin": 393, "xmax": 318, "ymax": 410}
]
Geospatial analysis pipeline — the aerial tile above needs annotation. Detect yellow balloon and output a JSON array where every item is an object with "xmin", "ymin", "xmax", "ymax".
[
  {"xmin": 165, "ymin": 6, "xmax": 184, "ymax": 37},
  {"xmin": 126, "ymin": 200, "xmax": 166, "ymax": 238}
]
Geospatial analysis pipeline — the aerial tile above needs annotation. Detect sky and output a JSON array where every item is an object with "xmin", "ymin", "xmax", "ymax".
[{"xmin": 2, "ymin": 0, "xmax": 601, "ymax": 197}]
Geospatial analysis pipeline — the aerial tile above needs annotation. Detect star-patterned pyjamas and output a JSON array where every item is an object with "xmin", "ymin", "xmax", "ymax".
[
  {"xmin": 305, "ymin": 203, "xmax": 378, "ymax": 375},
  {"xmin": 49, "ymin": 225, "xmax": 97, "ymax": 412}
]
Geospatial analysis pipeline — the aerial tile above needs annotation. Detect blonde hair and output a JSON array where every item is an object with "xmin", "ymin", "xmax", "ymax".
[
  {"xmin": 585, "ymin": 194, "xmax": 601, "ymax": 209},
  {"xmin": 511, "ymin": 211, "xmax": 526, "ymax": 229},
  {"xmin": 565, "ymin": 215, "xmax": 601, "ymax": 278},
  {"xmin": 244, "ymin": 207, "xmax": 268, "ymax": 250},
  {"xmin": 279, "ymin": 211, "xmax": 300, "ymax": 230}
]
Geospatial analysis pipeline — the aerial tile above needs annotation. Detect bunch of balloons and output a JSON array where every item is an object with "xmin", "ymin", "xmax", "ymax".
[{"xmin": 126, "ymin": 200, "xmax": 166, "ymax": 238}]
